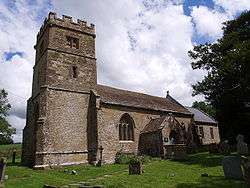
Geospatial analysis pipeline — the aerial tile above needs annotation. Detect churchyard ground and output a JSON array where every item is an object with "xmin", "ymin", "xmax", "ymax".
[{"xmin": 0, "ymin": 144, "xmax": 248, "ymax": 188}]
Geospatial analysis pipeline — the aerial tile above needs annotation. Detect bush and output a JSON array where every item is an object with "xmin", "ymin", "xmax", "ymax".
[
  {"xmin": 129, "ymin": 156, "xmax": 141, "ymax": 165},
  {"xmin": 115, "ymin": 153, "xmax": 135, "ymax": 164}
]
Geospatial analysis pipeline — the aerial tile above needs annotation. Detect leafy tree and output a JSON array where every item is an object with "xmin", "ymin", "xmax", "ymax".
[
  {"xmin": 192, "ymin": 101, "xmax": 216, "ymax": 118},
  {"xmin": 0, "ymin": 89, "xmax": 16, "ymax": 144},
  {"xmin": 189, "ymin": 11, "xmax": 250, "ymax": 143}
]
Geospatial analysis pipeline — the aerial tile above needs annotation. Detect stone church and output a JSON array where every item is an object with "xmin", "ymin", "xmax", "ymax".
[{"xmin": 21, "ymin": 12, "xmax": 219, "ymax": 168}]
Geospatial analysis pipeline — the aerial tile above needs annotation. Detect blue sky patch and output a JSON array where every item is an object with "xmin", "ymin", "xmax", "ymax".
[
  {"xmin": 4, "ymin": 51, "xmax": 23, "ymax": 61},
  {"xmin": 183, "ymin": 0, "xmax": 215, "ymax": 16}
]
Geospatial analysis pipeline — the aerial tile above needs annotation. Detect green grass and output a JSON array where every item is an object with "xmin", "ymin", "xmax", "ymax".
[{"xmin": 0, "ymin": 144, "xmax": 248, "ymax": 188}]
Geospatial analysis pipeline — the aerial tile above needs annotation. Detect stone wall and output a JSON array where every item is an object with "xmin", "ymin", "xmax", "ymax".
[
  {"xmin": 197, "ymin": 124, "xmax": 220, "ymax": 145},
  {"xmin": 22, "ymin": 87, "xmax": 47, "ymax": 167},
  {"xmin": 22, "ymin": 98, "xmax": 36, "ymax": 167},
  {"xmin": 33, "ymin": 90, "xmax": 90, "ymax": 168},
  {"xmin": 97, "ymin": 104, "xmax": 193, "ymax": 163},
  {"xmin": 46, "ymin": 50, "xmax": 96, "ymax": 91}
]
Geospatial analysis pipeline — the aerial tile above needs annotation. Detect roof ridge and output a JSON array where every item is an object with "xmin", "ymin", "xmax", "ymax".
[
  {"xmin": 97, "ymin": 84, "xmax": 174, "ymax": 100},
  {"xmin": 97, "ymin": 84, "xmax": 191, "ymax": 115}
]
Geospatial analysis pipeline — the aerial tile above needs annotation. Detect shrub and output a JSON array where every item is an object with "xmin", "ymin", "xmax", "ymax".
[
  {"xmin": 129, "ymin": 156, "xmax": 140, "ymax": 165},
  {"xmin": 115, "ymin": 153, "xmax": 134, "ymax": 164}
]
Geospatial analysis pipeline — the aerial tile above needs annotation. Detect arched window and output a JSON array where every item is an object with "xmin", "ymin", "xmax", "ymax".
[{"xmin": 119, "ymin": 113, "xmax": 134, "ymax": 141}]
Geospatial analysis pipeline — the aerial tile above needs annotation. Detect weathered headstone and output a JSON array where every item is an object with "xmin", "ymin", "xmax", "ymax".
[
  {"xmin": 242, "ymin": 156, "xmax": 250, "ymax": 184},
  {"xmin": 0, "ymin": 158, "xmax": 7, "ymax": 183},
  {"xmin": 236, "ymin": 134, "xmax": 248, "ymax": 155},
  {"xmin": 129, "ymin": 161, "xmax": 142, "ymax": 175},
  {"xmin": 222, "ymin": 156, "xmax": 243, "ymax": 180}
]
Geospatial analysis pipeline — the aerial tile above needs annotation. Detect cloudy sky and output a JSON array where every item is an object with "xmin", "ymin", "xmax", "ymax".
[{"xmin": 0, "ymin": 0, "xmax": 249, "ymax": 142}]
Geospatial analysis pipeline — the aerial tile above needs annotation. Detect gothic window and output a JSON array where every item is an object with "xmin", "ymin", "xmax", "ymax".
[
  {"xmin": 210, "ymin": 127, "xmax": 214, "ymax": 139},
  {"xmin": 119, "ymin": 113, "xmax": 134, "ymax": 141},
  {"xmin": 66, "ymin": 36, "xmax": 79, "ymax": 49},
  {"xmin": 72, "ymin": 66, "xmax": 78, "ymax": 78}
]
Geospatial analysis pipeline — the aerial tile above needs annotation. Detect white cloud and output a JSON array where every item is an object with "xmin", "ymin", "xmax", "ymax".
[
  {"xmin": 52, "ymin": 0, "xmax": 204, "ymax": 106},
  {"xmin": 191, "ymin": 0, "xmax": 250, "ymax": 41},
  {"xmin": 0, "ymin": 0, "xmax": 50, "ymax": 142},
  {"xmin": 214, "ymin": 0, "xmax": 250, "ymax": 16},
  {"xmin": 191, "ymin": 6, "xmax": 230, "ymax": 40},
  {"xmin": 7, "ymin": 115, "xmax": 26, "ymax": 143}
]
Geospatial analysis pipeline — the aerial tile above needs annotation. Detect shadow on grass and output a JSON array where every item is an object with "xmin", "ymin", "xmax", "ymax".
[
  {"xmin": 177, "ymin": 152, "xmax": 225, "ymax": 167},
  {"xmin": 177, "ymin": 175, "xmax": 248, "ymax": 188}
]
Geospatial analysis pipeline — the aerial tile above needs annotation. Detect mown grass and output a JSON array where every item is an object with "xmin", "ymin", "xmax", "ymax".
[{"xmin": 0, "ymin": 144, "xmax": 248, "ymax": 188}]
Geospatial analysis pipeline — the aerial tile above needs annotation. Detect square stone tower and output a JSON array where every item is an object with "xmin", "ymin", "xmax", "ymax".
[{"xmin": 21, "ymin": 12, "xmax": 97, "ymax": 168}]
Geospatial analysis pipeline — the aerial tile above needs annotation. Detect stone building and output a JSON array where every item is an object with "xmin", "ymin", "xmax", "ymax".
[
  {"xmin": 21, "ymin": 12, "xmax": 217, "ymax": 168},
  {"xmin": 186, "ymin": 107, "xmax": 220, "ymax": 145}
]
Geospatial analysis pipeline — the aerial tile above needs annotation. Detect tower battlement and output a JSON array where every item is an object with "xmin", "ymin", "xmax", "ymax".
[{"xmin": 37, "ymin": 12, "xmax": 95, "ymax": 41}]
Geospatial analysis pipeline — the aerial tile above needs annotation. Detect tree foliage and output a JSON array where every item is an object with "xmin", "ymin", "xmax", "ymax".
[
  {"xmin": 192, "ymin": 101, "xmax": 216, "ymax": 118},
  {"xmin": 189, "ymin": 11, "xmax": 250, "ymax": 143},
  {"xmin": 0, "ymin": 89, "xmax": 16, "ymax": 144}
]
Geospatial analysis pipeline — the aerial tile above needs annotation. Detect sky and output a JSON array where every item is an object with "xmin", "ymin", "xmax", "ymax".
[{"xmin": 0, "ymin": 0, "xmax": 249, "ymax": 143}]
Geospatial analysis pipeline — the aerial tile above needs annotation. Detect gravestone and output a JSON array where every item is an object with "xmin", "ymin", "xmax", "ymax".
[
  {"xmin": 242, "ymin": 156, "xmax": 250, "ymax": 184},
  {"xmin": 236, "ymin": 134, "xmax": 248, "ymax": 155},
  {"xmin": 222, "ymin": 156, "xmax": 243, "ymax": 180},
  {"xmin": 0, "ymin": 158, "xmax": 7, "ymax": 183},
  {"xmin": 244, "ymin": 164, "xmax": 250, "ymax": 184},
  {"xmin": 129, "ymin": 161, "xmax": 142, "ymax": 175}
]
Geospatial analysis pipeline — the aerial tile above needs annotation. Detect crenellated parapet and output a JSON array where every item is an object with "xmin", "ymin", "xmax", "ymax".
[{"xmin": 37, "ymin": 12, "xmax": 95, "ymax": 41}]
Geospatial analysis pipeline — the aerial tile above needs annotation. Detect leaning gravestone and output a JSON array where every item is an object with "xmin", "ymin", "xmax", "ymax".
[
  {"xmin": 236, "ymin": 134, "xmax": 248, "ymax": 155},
  {"xmin": 0, "ymin": 158, "xmax": 7, "ymax": 183},
  {"xmin": 222, "ymin": 156, "xmax": 243, "ymax": 180}
]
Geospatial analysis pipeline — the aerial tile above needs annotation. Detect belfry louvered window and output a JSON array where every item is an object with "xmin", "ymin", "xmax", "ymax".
[
  {"xmin": 119, "ymin": 113, "xmax": 134, "ymax": 141},
  {"xmin": 66, "ymin": 36, "xmax": 79, "ymax": 49}
]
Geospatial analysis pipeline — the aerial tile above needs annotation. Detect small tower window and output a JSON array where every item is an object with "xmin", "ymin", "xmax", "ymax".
[
  {"xmin": 66, "ymin": 36, "xmax": 79, "ymax": 49},
  {"xmin": 72, "ymin": 66, "xmax": 78, "ymax": 78}
]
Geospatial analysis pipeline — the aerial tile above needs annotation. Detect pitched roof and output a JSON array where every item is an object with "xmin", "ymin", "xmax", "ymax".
[
  {"xmin": 140, "ymin": 116, "xmax": 166, "ymax": 134},
  {"xmin": 186, "ymin": 107, "xmax": 217, "ymax": 124},
  {"xmin": 96, "ymin": 84, "xmax": 191, "ymax": 115}
]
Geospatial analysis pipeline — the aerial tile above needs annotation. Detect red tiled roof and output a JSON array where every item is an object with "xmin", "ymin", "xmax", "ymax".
[{"xmin": 96, "ymin": 84, "xmax": 191, "ymax": 115}]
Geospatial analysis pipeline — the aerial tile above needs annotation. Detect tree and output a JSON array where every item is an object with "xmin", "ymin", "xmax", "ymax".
[
  {"xmin": 188, "ymin": 11, "xmax": 250, "ymax": 143},
  {"xmin": 192, "ymin": 101, "xmax": 216, "ymax": 118},
  {"xmin": 0, "ymin": 89, "xmax": 16, "ymax": 144}
]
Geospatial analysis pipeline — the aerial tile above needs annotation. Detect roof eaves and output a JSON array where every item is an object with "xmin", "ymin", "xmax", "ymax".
[{"xmin": 100, "ymin": 101, "xmax": 193, "ymax": 116}]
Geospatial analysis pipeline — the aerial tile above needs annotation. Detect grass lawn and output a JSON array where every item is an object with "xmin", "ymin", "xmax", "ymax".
[{"xmin": 0, "ymin": 144, "xmax": 248, "ymax": 188}]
